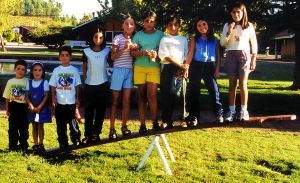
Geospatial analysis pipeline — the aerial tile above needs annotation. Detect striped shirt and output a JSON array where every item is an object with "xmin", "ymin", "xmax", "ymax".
[{"xmin": 112, "ymin": 34, "xmax": 133, "ymax": 68}]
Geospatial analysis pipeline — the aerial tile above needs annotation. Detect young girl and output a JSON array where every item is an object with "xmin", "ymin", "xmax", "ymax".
[
  {"xmin": 82, "ymin": 28, "xmax": 110, "ymax": 144},
  {"xmin": 186, "ymin": 16, "xmax": 223, "ymax": 126},
  {"xmin": 109, "ymin": 15, "xmax": 137, "ymax": 139},
  {"xmin": 25, "ymin": 62, "xmax": 52, "ymax": 154},
  {"xmin": 131, "ymin": 11, "xmax": 164, "ymax": 133},
  {"xmin": 220, "ymin": 2, "xmax": 257, "ymax": 121},
  {"xmin": 158, "ymin": 14, "xmax": 189, "ymax": 129}
]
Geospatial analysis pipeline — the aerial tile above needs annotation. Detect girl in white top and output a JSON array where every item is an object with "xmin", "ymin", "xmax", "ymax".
[
  {"xmin": 109, "ymin": 15, "xmax": 138, "ymax": 139},
  {"xmin": 82, "ymin": 28, "xmax": 110, "ymax": 144},
  {"xmin": 220, "ymin": 2, "xmax": 258, "ymax": 122}
]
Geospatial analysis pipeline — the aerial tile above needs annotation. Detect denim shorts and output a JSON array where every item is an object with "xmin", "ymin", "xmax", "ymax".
[
  {"xmin": 110, "ymin": 67, "xmax": 133, "ymax": 91},
  {"xmin": 224, "ymin": 50, "xmax": 251, "ymax": 77}
]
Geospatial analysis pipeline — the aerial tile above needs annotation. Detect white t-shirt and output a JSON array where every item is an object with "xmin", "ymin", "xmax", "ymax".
[
  {"xmin": 158, "ymin": 35, "xmax": 188, "ymax": 64},
  {"xmin": 112, "ymin": 34, "xmax": 133, "ymax": 68},
  {"xmin": 26, "ymin": 79, "xmax": 49, "ymax": 91},
  {"xmin": 220, "ymin": 22, "xmax": 257, "ymax": 54},
  {"xmin": 83, "ymin": 47, "xmax": 110, "ymax": 85},
  {"xmin": 49, "ymin": 65, "xmax": 81, "ymax": 105}
]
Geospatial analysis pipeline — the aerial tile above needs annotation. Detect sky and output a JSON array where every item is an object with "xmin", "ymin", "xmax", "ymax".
[{"xmin": 55, "ymin": 0, "xmax": 106, "ymax": 19}]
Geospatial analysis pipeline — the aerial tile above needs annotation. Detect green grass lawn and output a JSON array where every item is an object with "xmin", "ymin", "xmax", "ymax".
[{"xmin": 0, "ymin": 119, "xmax": 299, "ymax": 182}]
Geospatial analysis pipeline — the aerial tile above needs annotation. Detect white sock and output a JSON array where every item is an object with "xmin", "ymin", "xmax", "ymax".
[{"xmin": 241, "ymin": 105, "xmax": 247, "ymax": 112}]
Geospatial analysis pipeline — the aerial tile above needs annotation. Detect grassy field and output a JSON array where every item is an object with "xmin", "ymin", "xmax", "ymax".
[
  {"xmin": 0, "ymin": 119, "xmax": 299, "ymax": 182},
  {"xmin": 0, "ymin": 58, "xmax": 300, "ymax": 182}
]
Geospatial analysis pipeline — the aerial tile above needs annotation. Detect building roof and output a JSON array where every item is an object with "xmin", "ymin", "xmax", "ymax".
[{"xmin": 274, "ymin": 29, "xmax": 295, "ymax": 40}]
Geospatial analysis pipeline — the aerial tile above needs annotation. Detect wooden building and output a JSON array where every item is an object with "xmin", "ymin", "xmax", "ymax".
[{"xmin": 274, "ymin": 29, "xmax": 296, "ymax": 60}]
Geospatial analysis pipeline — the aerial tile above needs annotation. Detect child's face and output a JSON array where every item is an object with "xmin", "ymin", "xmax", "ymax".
[
  {"xmin": 123, "ymin": 18, "xmax": 136, "ymax": 35},
  {"xmin": 167, "ymin": 19, "xmax": 180, "ymax": 36},
  {"xmin": 32, "ymin": 65, "xmax": 43, "ymax": 80},
  {"xmin": 196, "ymin": 20, "xmax": 208, "ymax": 34},
  {"xmin": 59, "ymin": 51, "xmax": 71, "ymax": 66},
  {"xmin": 93, "ymin": 32, "xmax": 104, "ymax": 46},
  {"xmin": 143, "ymin": 16, "xmax": 156, "ymax": 31},
  {"xmin": 231, "ymin": 8, "xmax": 243, "ymax": 23},
  {"xmin": 14, "ymin": 65, "xmax": 26, "ymax": 79}
]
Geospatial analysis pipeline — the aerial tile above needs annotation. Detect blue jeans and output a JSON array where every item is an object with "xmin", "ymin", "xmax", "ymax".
[{"xmin": 188, "ymin": 61, "xmax": 223, "ymax": 118}]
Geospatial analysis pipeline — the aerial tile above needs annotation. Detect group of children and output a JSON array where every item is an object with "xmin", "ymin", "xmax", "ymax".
[{"xmin": 3, "ymin": 2, "xmax": 257, "ymax": 153}]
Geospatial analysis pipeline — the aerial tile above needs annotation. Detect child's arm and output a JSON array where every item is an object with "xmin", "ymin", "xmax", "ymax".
[
  {"xmin": 75, "ymin": 85, "xmax": 80, "ymax": 108},
  {"xmin": 82, "ymin": 62, "xmax": 87, "ymax": 82},
  {"xmin": 183, "ymin": 38, "xmax": 196, "ymax": 78},
  {"xmin": 214, "ymin": 40, "xmax": 221, "ymax": 78},
  {"xmin": 5, "ymin": 99, "xmax": 10, "ymax": 117},
  {"xmin": 25, "ymin": 91, "xmax": 35, "ymax": 112},
  {"xmin": 50, "ymin": 86, "xmax": 57, "ymax": 108},
  {"xmin": 34, "ymin": 92, "xmax": 49, "ymax": 113}
]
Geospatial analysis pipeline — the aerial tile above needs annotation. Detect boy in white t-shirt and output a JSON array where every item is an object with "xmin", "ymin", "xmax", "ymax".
[
  {"xmin": 158, "ymin": 14, "xmax": 189, "ymax": 129},
  {"xmin": 49, "ymin": 46, "xmax": 82, "ymax": 153}
]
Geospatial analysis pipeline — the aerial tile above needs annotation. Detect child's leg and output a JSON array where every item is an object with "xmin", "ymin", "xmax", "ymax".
[
  {"xmin": 37, "ymin": 123, "xmax": 44, "ymax": 145},
  {"xmin": 160, "ymin": 65, "xmax": 176, "ymax": 124},
  {"xmin": 94, "ymin": 83, "xmax": 109, "ymax": 136},
  {"xmin": 239, "ymin": 73, "xmax": 249, "ymax": 106},
  {"xmin": 110, "ymin": 90, "xmax": 120, "ymax": 129},
  {"xmin": 146, "ymin": 82, "xmax": 158, "ymax": 123},
  {"xmin": 32, "ymin": 123, "xmax": 39, "ymax": 145},
  {"xmin": 8, "ymin": 116, "xmax": 18, "ymax": 150},
  {"xmin": 121, "ymin": 88, "xmax": 131, "ymax": 126},
  {"xmin": 203, "ymin": 63, "xmax": 223, "ymax": 116},
  {"xmin": 228, "ymin": 76, "xmax": 238, "ymax": 106},
  {"xmin": 18, "ymin": 104, "xmax": 29, "ymax": 150},
  {"xmin": 188, "ymin": 62, "xmax": 202, "ymax": 119},
  {"xmin": 84, "ymin": 84, "xmax": 95, "ymax": 138},
  {"xmin": 55, "ymin": 104, "xmax": 68, "ymax": 147},
  {"xmin": 137, "ymin": 84, "xmax": 147, "ymax": 125}
]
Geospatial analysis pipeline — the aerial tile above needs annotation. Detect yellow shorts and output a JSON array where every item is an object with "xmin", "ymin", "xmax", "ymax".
[{"xmin": 134, "ymin": 66, "xmax": 160, "ymax": 84}]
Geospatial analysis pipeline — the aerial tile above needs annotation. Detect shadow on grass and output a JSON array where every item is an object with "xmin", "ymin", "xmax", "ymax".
[{"xmin": 254, "ymin": 159, "xmax": 299, "ymax": 176}]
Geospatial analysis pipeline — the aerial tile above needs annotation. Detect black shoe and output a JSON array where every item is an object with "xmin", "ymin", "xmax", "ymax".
[
  {"xmin": 139, "ymin": 124, "xmax": 148, "ymax": 134},
  {"xmin": 109, "ymin": 128, "xmax": 117, "ymax": 139},
  {"xmin": 73, "ymin": 139, "xmax": 81, "ymax": 147},
  {"xmin": 152, "ymin": 121, "xmax": 161, "ymax": 131},
  {"xmin": 60, "ymin": 144, "xmax": 70, "ymax": 154},
  {"xmin": 187, "ymin": 116, "xmax": 198, "ymax": 127},
  {"xmin": 32, "ymin": 145, "xmax": 39, "ymax": 154},
  {"xmin": 121, "ymin": 125, "xmax": 131, "ymax": 136},
  {"xmin": 82, "ymin": 137, "xmax": 92, "ymax": 144},
  {"xmin": 38, "ymin": 144, "xmax": 46, "ymax": 154},
  {"xmin": 91, "ymin": 135, "xmax": 100, "ymax": 143}
]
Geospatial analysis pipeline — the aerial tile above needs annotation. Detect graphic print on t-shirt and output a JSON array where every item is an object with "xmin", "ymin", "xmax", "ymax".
[
  {"xmin": 57, "ymin": 73, "xmax": 74, "ymax": 90},
  {"xmin": 11, "ymin": 84, "xmax": 26, "ymax": 101}
]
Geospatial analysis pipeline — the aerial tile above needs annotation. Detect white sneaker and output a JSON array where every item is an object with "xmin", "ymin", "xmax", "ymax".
[
  {"xmin": 240, "ymin": 110, "xmax": 249, "ymax": 121},
  {"xmin": 224, "ymin": 111, "xmax": 236, "ymax": 122}
]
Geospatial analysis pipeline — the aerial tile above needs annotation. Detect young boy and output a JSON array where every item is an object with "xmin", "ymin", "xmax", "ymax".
[
  {"xmin": 158, "ymin": 14, "xmax": 189, "ymax": 129},
  {"xmin": 131, "ymin": 11, "xmax": 164, "ymax": 133},
  {"xmin": 49, "ymin": 46, "xmax": 82, "ymax": 152},
  {"xmin": 2, "ymin": 59, "xmax": 29, "ymax": 151}
]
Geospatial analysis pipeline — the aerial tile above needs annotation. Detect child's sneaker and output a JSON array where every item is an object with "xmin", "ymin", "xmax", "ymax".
[
  {"xmin": 32, "ymin": 145, "xmax": 39, "ymax": 154},
  {"xmin": 240, "ymin": 110, "xmax": 250, "ymax": 121},
  {"xmin": 152, "ymin": 121, "xmax": 161, "ymax": 131},
  {"xmin": 139, "ymin": 124, "xmax": 148, "ymax": 134},
  {"xmin": 224, "ymin": 111, "xmax": 236, "ymax": 122},
  {"xmin": 187, "ymin": 116, "xmax": 198, "ymax": 127},
  {"xmin": 38, "ymin": 144, "xmax": 46, "ymax": 154}
]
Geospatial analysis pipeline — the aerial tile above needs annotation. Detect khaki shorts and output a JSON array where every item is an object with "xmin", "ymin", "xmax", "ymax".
[
  {"xmin": 134, "ymin": 65, "xmax": 160, "ymax": 84},
  {"xmin": 224, "ymin": 50, "xmax": 251, "ymax": 77}
]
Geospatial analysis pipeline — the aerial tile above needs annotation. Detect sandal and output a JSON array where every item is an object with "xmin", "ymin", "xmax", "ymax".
[
  {"xmin": 121, "ymin": 125, "xmax": 131, "ymax": 136},
  {"xmin": 109, "ymin": 128, "xmax": 117, "ymax": 139}
]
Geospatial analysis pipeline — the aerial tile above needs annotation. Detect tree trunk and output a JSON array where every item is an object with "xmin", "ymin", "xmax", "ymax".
[
  {"xmin": 0, "ymin": 34, "xmax": 6, "ymax": 52},
  {"xmin": 291, "ymin": 31, "xmax": 300, "ymax": 89}
]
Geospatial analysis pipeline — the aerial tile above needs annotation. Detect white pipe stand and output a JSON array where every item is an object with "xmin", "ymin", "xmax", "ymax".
[{"xmin": 136, "ymin": 134, "xmax": 175, "ymax": 175}]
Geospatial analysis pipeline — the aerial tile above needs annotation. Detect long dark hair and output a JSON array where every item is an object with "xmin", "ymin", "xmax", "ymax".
[
  {"xmin": 30, "ymin": 62, "xmax": 45, "ymax": 79},
  {"xmin": 89, "ymin": 27, "xmax": 106, "ymax": 50},
  {"xmin": 193, "ymin": 16, "xmax": 215, "ymax": 43},
  {"xmin": 228, "ymin": 1, "xmax": 249, "ymax": 29}
]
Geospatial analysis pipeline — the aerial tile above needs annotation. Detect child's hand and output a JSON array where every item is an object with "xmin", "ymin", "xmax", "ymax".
[
  {"xmin": 147, "ymin": 50, "xmax": 157, "ymax": 62},
  {"xmin": 227, "ymin": 22, "xmax": 235, "ymax": 36},
  {"xmin": 6, "ymin": 111, "xmax": 10, "ymax": 117},
  {"xmin": 52, "ymin": 99, "xmax": 57, "ymax": 108},
  {"xmin": 34, "ymin": 106, "xmax": 42, "ymax": 113},
  {"xmin": 28, "ymin": 103, "xmax": 35, "ymax": 112},
  {"xmin": 180, "ymin": 63, "xmax": 189, "ymax": 70},
  {"xmin": 183, "ymin": 70, "xmax": 189, "ymax": 79},
  {"xmin": 130, "ymin": 44, "xmax": 139, "ymax": 50}
]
